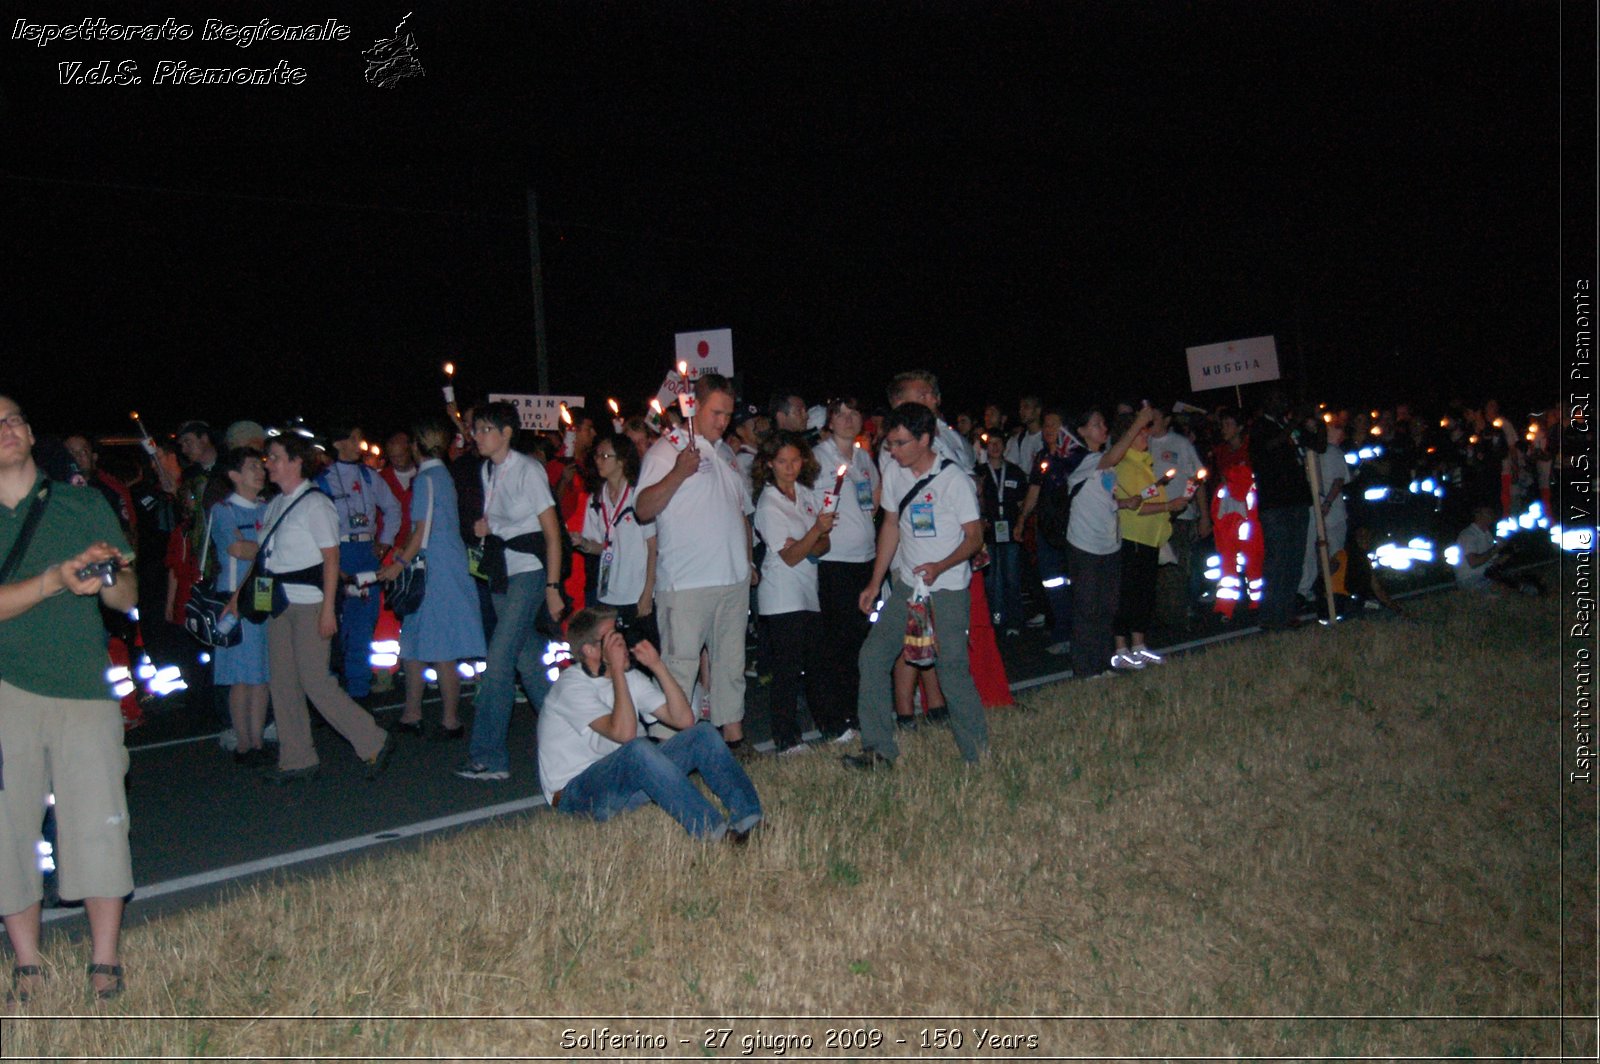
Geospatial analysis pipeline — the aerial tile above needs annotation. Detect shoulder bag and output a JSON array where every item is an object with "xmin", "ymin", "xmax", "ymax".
[{"xmin": 382, "ymin": 477, "xmax": 432, "ymax": 618}]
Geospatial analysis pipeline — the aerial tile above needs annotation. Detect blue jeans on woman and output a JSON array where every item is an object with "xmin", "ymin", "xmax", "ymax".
[
  {"xmin": 555, "ymin": 721, "xmax": 763, "ymax": 838},
  {"xmin": 468, "ymin": 570, "xmax": 553, "ymax": 775}
]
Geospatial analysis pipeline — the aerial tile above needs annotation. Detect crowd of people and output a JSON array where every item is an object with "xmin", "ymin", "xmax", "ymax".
[{"xmin": 0, "ymin": 375, "xmax": 1565, "ymax": 1002}]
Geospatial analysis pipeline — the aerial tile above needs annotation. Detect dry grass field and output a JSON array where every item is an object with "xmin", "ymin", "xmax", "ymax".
[{"xmin": 4, "ymin": 593, "xmax": 1589, "ymax": 1060}]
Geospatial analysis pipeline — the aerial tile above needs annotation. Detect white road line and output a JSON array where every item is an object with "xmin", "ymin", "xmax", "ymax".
[{"xmin": 42, "ymin": 796, "xmax": 547, "ymax": 924}]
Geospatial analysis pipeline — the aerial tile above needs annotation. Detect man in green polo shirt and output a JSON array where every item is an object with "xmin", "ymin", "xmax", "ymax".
[{"xmin": 0, "ymin": 394, "xmax": 137, "ymax": 1004}]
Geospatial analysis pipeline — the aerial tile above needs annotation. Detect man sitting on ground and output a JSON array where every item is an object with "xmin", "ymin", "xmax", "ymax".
[{"xmin": 537, "ymin": 606, "xmax": 764, "ymax": 841}]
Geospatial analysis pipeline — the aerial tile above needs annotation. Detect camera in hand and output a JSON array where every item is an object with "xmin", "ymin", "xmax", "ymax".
[{"xmin": 75, "ymin": 558, "xmax": 121, "ymax": 586}]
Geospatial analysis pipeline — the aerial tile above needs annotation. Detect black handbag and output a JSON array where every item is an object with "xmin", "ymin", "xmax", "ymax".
[
  {"xmin": 382, "ymin": 478, "xmax": 432, "ymax": 618},
  {"xmin": 237, "ymin": 488, "xmax": 318, "ymax": 623},
  {"xmin": 183, "ymin": 512, "xmax": 242, "ymax": 648}
]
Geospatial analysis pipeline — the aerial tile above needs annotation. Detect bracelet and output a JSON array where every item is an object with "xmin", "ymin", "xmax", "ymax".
[{"xmin": 547, "ymin": 581, "xmax": 561, "ymax": 588}]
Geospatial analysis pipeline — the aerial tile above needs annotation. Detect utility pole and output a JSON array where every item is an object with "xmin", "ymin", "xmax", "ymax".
[{"xmin": 526, "ymin": 188, "xmax": 550, "ymax": 394}]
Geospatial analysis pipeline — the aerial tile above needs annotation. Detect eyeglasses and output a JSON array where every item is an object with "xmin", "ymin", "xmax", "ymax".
[
  {"xmin": 594, "ymin": 451, "xmax": 618, "ymax": 461},
  {"xmin": 0, "ymin": 413, "xmax": 27, "ymax": 432},
  {"xmin": 883, "ymin": 436, "xmax": 916, "ymax": 450}
]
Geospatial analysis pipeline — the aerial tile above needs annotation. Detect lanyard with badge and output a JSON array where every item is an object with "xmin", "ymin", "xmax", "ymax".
[
  {"xmin": 989, "ymin": 465, "xmax": 1012, "ymax": 543},
  {"xmin": 595, "ymin": 483, "xmax": 630, "ymax": 597}
]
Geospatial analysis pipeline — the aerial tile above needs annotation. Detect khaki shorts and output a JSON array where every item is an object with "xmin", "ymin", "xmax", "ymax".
[{"xmin": 0, "ymin": 680, "xmax": 132, "ymax": 915}]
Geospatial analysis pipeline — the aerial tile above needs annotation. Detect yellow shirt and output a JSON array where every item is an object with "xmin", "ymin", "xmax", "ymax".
[{"xmin": 1114, "ymin": 448, "xmax": 1173, "ymax": 548}]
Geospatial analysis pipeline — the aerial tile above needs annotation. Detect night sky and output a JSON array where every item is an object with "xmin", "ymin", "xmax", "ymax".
[{"xmin": 1, "ymin": 1, "xmax": 1573, "ymax": 439}]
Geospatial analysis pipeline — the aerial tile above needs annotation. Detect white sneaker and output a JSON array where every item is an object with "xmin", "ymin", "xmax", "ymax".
[
  {"xmin": 1133, "ymin": 646, "xmax": 1165, "ymax": 665},
  {"xmin": 830, "ymin": 727, "xmax": 859, "ymax": 745},
  {"xmin": 777, "ymin": 742, "xmax": 813, "ymax": 758},
  {"xmin": 218, "ymin": 727, "xmax": 239, "ymax": 752},
  {"xmin": 1046, "ymin": 640, "xmax": 1071, "ymax": 655},
  {"xmin": 1111, "ymin": 650, "xmax": 1146, "ymax": 671},
  {"xmin": 1025, "ymin": 613, "xmax": 1047, "ymax": 628}
]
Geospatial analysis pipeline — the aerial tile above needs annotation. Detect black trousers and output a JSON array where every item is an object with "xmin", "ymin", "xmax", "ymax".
[
  {"xmin": 761, "ymin": 609, "xmax": 827, "ymax": 749},
  {"xmin": 1115, "ymin": 540, "xmax": 1161, "ymax": 638},
  {"xmin": 1068, "ymin": 545, "xmax": 1121, "ymax": 679},
  {"xmin": 815, "ymin": 560, "xmax": 872, "ymax": 736}
]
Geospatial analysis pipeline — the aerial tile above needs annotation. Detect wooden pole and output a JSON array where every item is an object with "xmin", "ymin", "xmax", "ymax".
[{"xmin": 1305, "ymin": 449, "xmax": 1338, "ymax": 623}]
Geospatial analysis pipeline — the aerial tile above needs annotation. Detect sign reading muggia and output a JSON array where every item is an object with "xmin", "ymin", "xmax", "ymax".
[{"xmin": 1185, "ymin": 335, "xmax": 1281, "ymax": 392}]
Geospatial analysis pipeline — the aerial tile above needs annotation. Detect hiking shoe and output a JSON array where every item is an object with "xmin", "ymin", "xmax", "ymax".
[
  {"xmin": 260, "ymin": 764, "xmax": 320, "ymax": 785},
  {"xmin": 1046, "ymin": 640, "xmax": 1071, "ymax": 655},
  {"xmin": 1133, "ymin": 646, "xmax": 1165, "ymax": 665},
  {"xmin": 364, "ymin": 734, "xmax": 396, "ymax": 780},
  {"xmin": 1110, "ymin": 650, "xmax": 1146, "ymax": 671},
  {"xmin": 455, "ymin": 761, "xmax": 510, "ymax": 781},
  {"xmin": 841, "ymin": 750, "xmax": 894, "ymax": 771}
]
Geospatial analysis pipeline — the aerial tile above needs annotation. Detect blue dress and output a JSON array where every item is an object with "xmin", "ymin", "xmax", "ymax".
[
  {"xmin": 399, "ymin": 461, "xmax": 488, "ymax": 662},
  {"xmin": 209, "ymin": 495, "xmax": 269, "ymax": 686}
]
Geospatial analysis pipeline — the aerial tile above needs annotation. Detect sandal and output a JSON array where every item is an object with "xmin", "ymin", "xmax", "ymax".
[
  {"xmin": 87, "ymin": 962, "xmax": 124, "ymax": 1001},
  {"xmin": 6, "ymin": 964, "xmax": 44, "ymax": 1005}
]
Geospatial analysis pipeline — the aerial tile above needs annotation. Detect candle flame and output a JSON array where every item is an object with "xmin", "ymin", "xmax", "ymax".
[
  {"xmin": 443, "ymin": 362, "xmax": 455, "ymax": 376},
  {"xmin": 676, "ymin": 360, "xmax": 688, "ymax": 376},
  {"xmin": 1195, "ymin": 468, "xmax": 1208, "ymax": 480},
  {"xmin": 1370, "ymin": 425, "xmax": 1382, "ymax": 436},
  {"xmin": 559, "ymin": 404, "xmax": 573, "ymax": 426},
  {"xmin": 1322, "ymin": 412, "xmax": 1333, "ymax": 423},
  {"xmin": 1164, "ymin": 468, "xmax": 1177, "ymax": 480},
  {"xmin": 1440, "ymin": 418, "xmax": 1450, "ymax": 428},
  {"xmin": 129, "ymin": 411, "xmax": 140, "ymax": 420},
  {"xmin": 649, "ymin": 399, "xmax": 663, "ymax": 415},
  {"xmin": 1492, "ymin": 417, "xmax": 1504, "ymax": 429},
  {"xmin": 1039, "ymin": 460, "xmax": 1049, "ymax": 473},
  {"xmin": 837, "ymin": 464, "xmax": 848, "ymax": 476},
  {"xmin": 607, "ymin": 398, "xmax": 620, "ymax": 415},
  {"xmin": 1469, "ymin": 435, "xmax": 1479, "ymax": 444}
]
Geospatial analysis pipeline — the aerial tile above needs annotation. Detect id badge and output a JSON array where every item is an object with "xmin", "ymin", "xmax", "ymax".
[
  {"xmin": 251, "ymin": 575, "xmax": 276, "ymax": 614},
  {"xmin": 993, "ymin": 519, "xmax": 1011, "ymax": 544},
  {"xmin": 855, "ymin": 477, "xmax": 874, "ymax": 510},
  {"xmin": 467, "ymin": 544, "xmax": 487, "ymax": 581},
  {"xmin": 598, "ymin": 547, "xmax": 615, "ymax": 597},
  {"xmin": 908, "ymin": 501, "xmax": 937, "ymax": 538}
]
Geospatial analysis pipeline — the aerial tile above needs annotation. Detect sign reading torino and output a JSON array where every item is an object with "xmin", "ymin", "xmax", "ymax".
[
  {"xmin": 487, "ymin": 394, "xmax": 586, "ymax": 431},
  {"xmin": 1185, "ymin": 335, "xmax": 1281, "ymax": 392}
]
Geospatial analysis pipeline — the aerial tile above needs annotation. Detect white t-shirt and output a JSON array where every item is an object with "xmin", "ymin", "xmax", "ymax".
[
  {"xmin": 580, "ymin": 480, "xmax": 656, "ymax": 606},
  {"xmin": 1066, "ymin": 451, "xmax": 1122, "ymax": 556},
  {"xmin": 261, "ymin": 480, "xmax": 339, "ymax": 604},
  {"xmin": 755, "ymin": 484, "xmax": 822, "ymax": 615},
  {"xmin": 481, "ymin": 450, "xmax": 556, "ymax": 577},
  {"xmin": 1150, "ymin": 431, "xmax": 1205, "ymax": 522},
  {"xmin": 880, "ymin": 458, "xmax": 980, "ymax": 593},
  {"xmin": 1311, "ymin": 447, "xmax": 1347, "ymax": 524},
  {"xmin": 638, "ymin": 434, "xmax": 753, "ymax": 592},
  {"xmin": 537, "ymin": 664, "xmax": 667, "ymax": 802},
  {"xmin": 1455, "ymin": 523, "xmax": 1497, "ymax": 586},
  {"xmin": 813, "ymin": 436, "xmax": 879, "ymax": 563},
  {"xmin": 1005, "ymin": 429, "xmax": 1043, "ymax": 476}
]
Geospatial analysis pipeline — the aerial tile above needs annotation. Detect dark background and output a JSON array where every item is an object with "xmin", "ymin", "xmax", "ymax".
[{"xmin": 0, "ymin": 1, "xmax": 1568, "ymax": 439}]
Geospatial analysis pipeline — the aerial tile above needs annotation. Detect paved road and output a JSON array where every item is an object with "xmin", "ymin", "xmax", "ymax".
[{"xmin": 44, "ymin": 561, "xmax": 1482, "ymax": 928}]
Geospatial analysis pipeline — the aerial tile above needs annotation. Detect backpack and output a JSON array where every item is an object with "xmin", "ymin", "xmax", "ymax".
[{"xmin": 1036, "ymin": 448, "xmax": 1090, "ymax": 550}]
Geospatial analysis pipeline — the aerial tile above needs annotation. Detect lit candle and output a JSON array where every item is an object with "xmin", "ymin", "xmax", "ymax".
[
  {"xmin": 1322, "ymin": 412, "xmax": 1333, "ymax": 424},
  {"xmin": 832, "ymin": 463, "xmax": 849, "ymax": 495},
  {"xmin": 442, "ymin": 362, "xmax": 456, "ymax": 404},
  {"xmin": 559, "ymin": 403, "xmax": 576, "ymax": 457},
  {"xmin": 1370, "ymin": 425, "xmax": 1382, "ymax": 436},
  {"xmin": 677, "ymin": 390, "xmax": 698, "ymax": 421},
  {"xmin": 676, "ymin": 359, "xmax": 691, "ymax": 388},
  {"xmin": 608, "ymin": 398, "xmax": 623, "ymax": 433},
  {"xmin": 648, "ymin": 398, "xmax": 664, "ymax": 424},
  {"xmin": 130, "ymin": 411, "xmax": 157, "ymax": 455},
  {"xmin": 1492, "ymin": 417, "xmax": 1504, "ymax": 429}
]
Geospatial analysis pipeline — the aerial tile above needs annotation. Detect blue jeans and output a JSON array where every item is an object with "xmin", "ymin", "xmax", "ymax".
[
  {"xmin": 1259, "ymin": 507, "xmax": 1309, "ymax": 630},
  {"xmin": 986, "ymin": 541, "xmax": 1024, "ymax": 630},
  {"xmin": 1034, "ymin": 536, "xmax": 1073, "ymax": 645},
  {"xmin": 469, "ymin": 570, "xmax": 553, "ymax": 774},
  {"xmin": 556, "ymin": 721, "xmax": 762, "ymax": 838},
  {"xmin": 336, "ymin": 540, "xmax": 381, "ymax": 697}
]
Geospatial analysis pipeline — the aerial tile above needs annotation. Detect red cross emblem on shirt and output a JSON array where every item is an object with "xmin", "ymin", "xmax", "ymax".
[
  {"xmin": 922, "ymin": 492, "xmax": 934, "ymax": 502},
  {"xmin": 351, "ymin": 482, "xmax": 362, "ymax": 494}
]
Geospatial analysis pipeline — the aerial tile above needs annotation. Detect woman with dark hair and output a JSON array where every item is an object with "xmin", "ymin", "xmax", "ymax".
[
  {"xmin": 258, "ymin": 432, "xmax": 394, "ymax": 784},
  {"xmin": 205, "ymin": 447, "xmax": 270, "ymax": 764},
  {"xmin": 810, "ymin": 397, "xmax": 876, "ymax": 743},
  {"xmin": 751, "ymin": 430, "xmax": 836, "ymax": 754},
  {"xmin": 1111, "ymin": 408, "xmax": 1189, "ymax": 669},
  {"xmin": 377, "ymin": 417, "xmax": 486, "ymax": 740},
  {"xmin": 576, "ymin": 432, "xmax": 658, "ymax": 637}
]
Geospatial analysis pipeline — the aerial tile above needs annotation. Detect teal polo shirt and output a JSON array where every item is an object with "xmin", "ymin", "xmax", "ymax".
[{"xmin": 0, "ymin": 473, "xmax": 132, "ymax": 700}]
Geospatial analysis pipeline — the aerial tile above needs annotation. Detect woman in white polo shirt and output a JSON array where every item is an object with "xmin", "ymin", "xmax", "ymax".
[
  {"xmin": 259, "ymin": 433, "xmax": 393, "ymax": 784},
  {"xmin": 577, "ymin": 433, "xmax": 658, "ymax": 638},
  {"xmin": 752, "ymin": 432, "xmax": 837, "ymax": 754}
]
